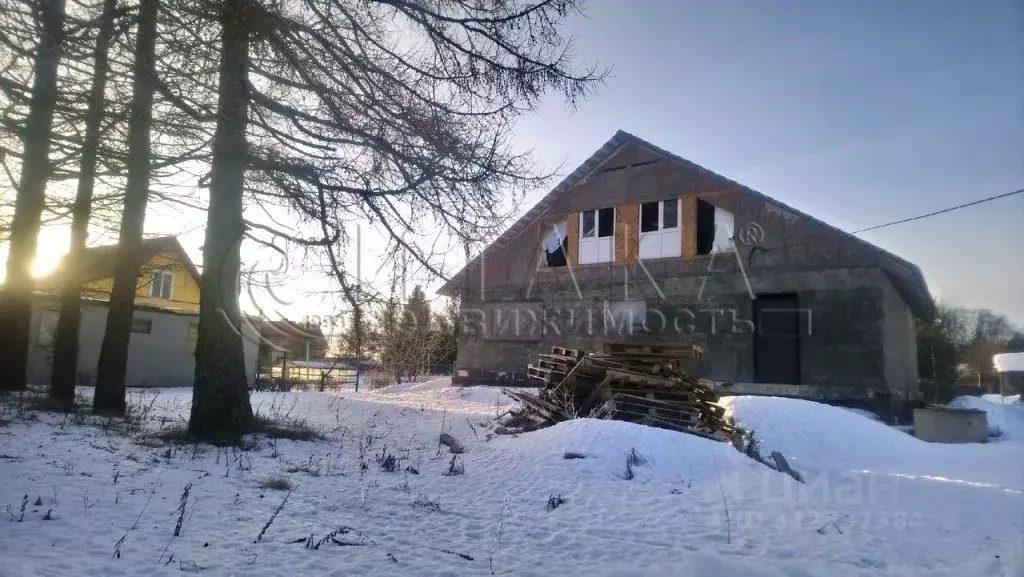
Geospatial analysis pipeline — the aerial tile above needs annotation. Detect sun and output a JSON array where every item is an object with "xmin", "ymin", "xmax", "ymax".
[
  {"xmin": 0, "ymin": 226, "xmax": 70, "ymax": 281},
  {"xmin": 31, "ymin": 226, "xmax": 70, "ymax": 277}
]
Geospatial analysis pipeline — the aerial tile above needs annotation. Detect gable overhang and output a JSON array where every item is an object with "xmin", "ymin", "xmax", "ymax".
[
  {"xmin": 154, "ymin": 236, "xmax": 203, "ymax": 289},
  {"xmin": 438, "ymin": 133, "xmax": 633, "ymax": 296}
]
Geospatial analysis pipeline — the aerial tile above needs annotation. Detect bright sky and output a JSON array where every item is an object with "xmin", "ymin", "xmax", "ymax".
[
  {"xmin": 12, "ymin": 0, "xmax": 1024, "ymax": 325},
  {"xmin": 511, "ymin": 0, "xmax": 1024, "ymax": 323}
]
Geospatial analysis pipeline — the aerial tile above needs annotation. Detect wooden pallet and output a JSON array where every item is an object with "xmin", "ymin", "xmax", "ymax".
[
  {"xmin": 526, "ymin": 364, "xmax": 564, "ymax": 385},
  {"xmin": 601, "ymin": 342, "xmax": 704, "ymax": 360},
  {"xmin": 506, "ymin": 342, "xmax": 736, "ymax": 441},
  {"xmin": 551, "ymin": 346, "xmax": 585, "ymax": 360}
]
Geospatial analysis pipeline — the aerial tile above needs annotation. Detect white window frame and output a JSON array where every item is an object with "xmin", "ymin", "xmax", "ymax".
[
  {"xmin": 579, "ymin": 207, "xmax": 615, "ymax": 264},
  {"xmin": 149, "ymin": 269, "xmax": 174, "ymax": 300},
  {"xmin": 638, "ymin": 199, "xmax": 682, "ymax": 259}
]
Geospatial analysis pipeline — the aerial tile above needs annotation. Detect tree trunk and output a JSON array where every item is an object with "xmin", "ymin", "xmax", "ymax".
[
  {"xmin": 49, "ymin": 0, "xmax": 118, "ymax": 409},
  {"xmin": 93, "ymin": 0, "xmax": 159, "ymax": 414},
  {"xmin": 188, "ymin": 0, "xmax": 254, "ymax": 440},
  {"xmin": 0, "ymin": 0, "xmax": 67, "ymax": 391}
]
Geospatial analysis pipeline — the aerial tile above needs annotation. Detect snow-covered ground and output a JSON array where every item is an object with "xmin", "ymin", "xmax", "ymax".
[{"xmin": 1, "ymin": 380, "xmax": 1022, "ymax": 576}]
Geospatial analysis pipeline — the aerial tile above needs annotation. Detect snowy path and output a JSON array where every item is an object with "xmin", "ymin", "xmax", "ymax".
[{"xmin": 1, "ymin": 382, "xmax": 1022, "ymax": 576}]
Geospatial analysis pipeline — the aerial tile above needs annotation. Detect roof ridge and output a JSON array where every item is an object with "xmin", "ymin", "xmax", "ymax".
[
  {"xmin": 611, "ymin": 130, "xmax": 923, "ymax": 275},
  {"xmin": 439, "ymin": 129, "xmax": 933, "ymax": 318}
]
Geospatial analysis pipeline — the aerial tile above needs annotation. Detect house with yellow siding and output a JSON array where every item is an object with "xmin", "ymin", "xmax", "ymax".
[
  {"xmin": 42, "ymin": 236, "xmax": 203, "ymax": 313},
  {"xmin": 26, "ymin": 236, "xmax": 260, "ymax": 387}
]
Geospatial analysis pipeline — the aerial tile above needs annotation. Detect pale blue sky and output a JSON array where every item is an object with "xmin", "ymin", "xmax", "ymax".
[
  {"xmin": 20, "ymin": 1, "xmax": 1020, "ymax": 325},
  {"xmin": 513, "ymin": 0, "xmax": 1024, "ymax": 323}
]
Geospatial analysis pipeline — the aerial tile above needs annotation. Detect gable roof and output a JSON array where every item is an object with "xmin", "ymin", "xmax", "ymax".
[
  {"xmin": 440, "ymin": 130, "xmax": 935, "ymax": 320},
  {"xmin": 39, "ymin": 236, "xmax": 202, "ymax": 289},
  {"xmin": 260, "ymin": 319, "xmax": 326, "ymax": 349}
]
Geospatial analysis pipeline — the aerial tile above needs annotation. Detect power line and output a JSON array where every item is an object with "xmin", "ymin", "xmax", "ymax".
[{"xmin": 851, "ymin": 187, "xmax": 1024, "ymax": 234}]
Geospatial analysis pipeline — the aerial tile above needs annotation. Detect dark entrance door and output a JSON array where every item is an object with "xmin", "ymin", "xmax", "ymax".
[{"xmin": 754, "ymin": 294, "xmax": 801, "ymax": 385}]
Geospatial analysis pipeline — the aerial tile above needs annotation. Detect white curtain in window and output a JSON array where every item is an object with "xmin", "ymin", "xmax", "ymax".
[
  {"xmin": 542, "ymin": 220, "xmax": 567, "ymax": 252},
  {"xmin": 712, "ymin": 208, "xmax": 735, "ymax": 253}
]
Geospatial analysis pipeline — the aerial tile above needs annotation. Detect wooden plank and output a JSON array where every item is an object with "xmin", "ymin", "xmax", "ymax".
[
  {"xmin": 610, "ymin": 407, "xmax": 698, "ymax": 424},
  {"xmin": 527, "ymin": 365, "xmax": 565, "ymax": 386},
  {"xmin": 613, "ymin": 405, "xmax": 701, "ymax": 421},
  {"xmin": 601, "ymin": 342, "xmax": 704, "ymax": 359},
  {"xmin": 527, "ymin": 374, "xmax": 551, "ymax": 385},
  {"xmin": 551, "ymin": 346, "xmax": 584, "ymax": 360},
  {"xmin": 611, "ymin": 393, "xmax": 702, "ymax": 410},
  {"xmin": 700, "ymin": 403, "xmax": 726, "ymax": 418},
  {"xmin": 536, "ymin": 358, "xmax": 573, "ymax": 372},
  {"xmin": 603, "ymin": 368, "xmax": 688, "ymax": 389},
  {"xmin": 771, "ymin": 451, "xmax": 805, "ymax": 484},
  {"xmin": 538, "ymin": 353, "xmax": 583, "ymax": 364},
  {"xmin": 590, "ymin": 351, "xmax": 693, "ymax": 360},
  {"xmin": 608, "ymin": 388, "xmax": 697, "ymax": 400},
  {"xmin": 527, "ymin": 364, "xmax": 564, "ymax": 377}
]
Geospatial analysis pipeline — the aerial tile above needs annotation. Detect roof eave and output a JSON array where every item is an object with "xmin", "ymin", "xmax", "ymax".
[{"xmin": 442, "ymin": 130, "xmax": 933, "ymax": 312}]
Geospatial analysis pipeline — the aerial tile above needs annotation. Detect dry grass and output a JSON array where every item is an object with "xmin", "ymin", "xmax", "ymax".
[
  {"xmin": 145, "ymin": 414, "xmax": 324, "ymax": 447},
  {"xmin": 366, "ymin": 371, "xmax": 394, "ymax": 390},
  {"xmin": 259, "ymin": 476, "xmax": 293, "ymax": 491},
  {"xmin": 253, "ymin": 416, "xmax": 324, "ymax": 442}
]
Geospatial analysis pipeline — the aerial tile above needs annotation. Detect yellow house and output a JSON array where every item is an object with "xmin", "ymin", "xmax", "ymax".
[
  {"xmin": 40, "ymin": 236, "xmax": 202, "ymax": 313},
  {"xmin": 26, "ymin": 235, "xmax": 263, "ymax": 388}
]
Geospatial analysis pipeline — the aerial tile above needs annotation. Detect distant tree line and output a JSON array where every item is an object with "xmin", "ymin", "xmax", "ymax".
[
  {"xmin": 260, "ymin": 287, "xmax": 459, "ymax": 386},
  {"xmin": 916, "ymin": 302, "xmax": 1023, "ymax": 399},
  {"xmin": 337, "ymin": 287, "xmax": 458, "ymax": 383}
]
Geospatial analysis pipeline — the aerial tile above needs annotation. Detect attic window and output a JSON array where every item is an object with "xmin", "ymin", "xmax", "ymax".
[
  {"xmin": 579, "ymin": 208, "xmax": 615, "ymax": 264},
  {"xmin": 541, "ymin": 219, "xmax": 568, "ymax": 267},
  {"xmin": 696, "ymin": 200, "xmax": 734, "ymax": 255},
  {"xmin": 149, "ymin": 269, "xmax": 173, "ymax": 300},
  {"xmin": 638, "ymin": 199, "xmax": 681, "ymax": 259},
  {"xmin": 580, "ymin": 208, "xmax": 614, "ymax": 239}
]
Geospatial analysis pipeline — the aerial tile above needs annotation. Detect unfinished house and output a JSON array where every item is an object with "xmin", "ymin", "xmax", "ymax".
[{"xmin": 439, "ymin": 131, "xmax": 935, "ymax": 415}]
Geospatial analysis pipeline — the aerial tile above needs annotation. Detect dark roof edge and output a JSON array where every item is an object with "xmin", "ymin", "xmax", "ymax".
[
  {"xmin": 438, "ymin": 132, "xmax": 631, "ymax": 295},
  {"xmin": 440, "ymin": 130, "xmax": 935, "ymax": 319},
  {"xmin": 150, "ymin": 236, "xmax": 203, "ymax": 289}
]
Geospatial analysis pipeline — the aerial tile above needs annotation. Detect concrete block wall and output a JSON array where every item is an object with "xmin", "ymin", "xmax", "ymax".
[
  {"xmin": 457, "ymin": 263, "xmax": 914, "ymax": 402},
  {"xmin": 452, "ymin": 142, "xmax": 927, "ymax": 407}
]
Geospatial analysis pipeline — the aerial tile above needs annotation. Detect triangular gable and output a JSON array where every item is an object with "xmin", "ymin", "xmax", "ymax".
[
  {"xmin": 440, "ymin": 130, "xmax": 934, "ymax": 320},
  {"xmin": 38, "ymin": 236, "xmax": 202, "ymax": 290}
]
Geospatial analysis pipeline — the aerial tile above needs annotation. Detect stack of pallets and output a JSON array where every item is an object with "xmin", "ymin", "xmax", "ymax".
[{"xmin": 504, "ymin": 342, "xmax": 737, "ymax": 441}]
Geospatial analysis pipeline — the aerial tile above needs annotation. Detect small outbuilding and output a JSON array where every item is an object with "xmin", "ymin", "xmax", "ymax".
[
  {"xmin": 913, "ymin": 406, "xmax": 989, "ymax": 443},
  {"xmin": 993, "ymin": 352, "xmax": 1024, "ymax": 397}
]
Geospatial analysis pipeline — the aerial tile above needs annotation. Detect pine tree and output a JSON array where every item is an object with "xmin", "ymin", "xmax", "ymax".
[
  {"xmin": 93, "ymin": 0, "xmax": 160, "ymax": 415},
  {"xmin": 430, "ymin": 297, "xmax": 459, "ymax": 374},
  {"xmin": 402, "ymin": 286, "xmax": 431, "ymax": 379},
  {"xmin": 49, "ymin": 0, "xmax": 119, "ymax": 408},
  {"xmin": 188, "ymin": 0, "xmax": 255, "ymax": 439},
  {"xmin": 0, "ymin": 0, "xmax": 67, "ymax": 391},
  {"xmin": 376, "ymin": 296, "xmax": 402, "ymax": 384}
]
